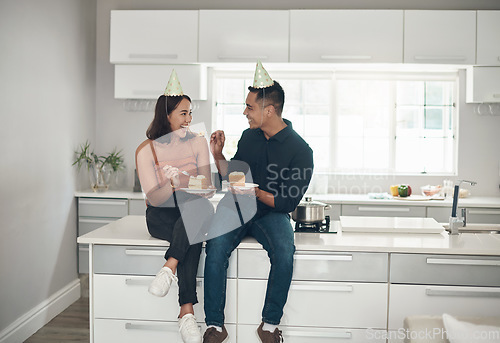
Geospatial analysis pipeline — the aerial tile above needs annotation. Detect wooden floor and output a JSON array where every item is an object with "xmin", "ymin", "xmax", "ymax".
[{"xmin": 25, "ymin": 277, "xmax": 89, "ymax": 343}]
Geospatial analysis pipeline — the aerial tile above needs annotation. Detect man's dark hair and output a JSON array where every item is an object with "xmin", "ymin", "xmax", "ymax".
[{"xmin": 248, "ymin": 81, "xmax": 285, "ymax": 116}]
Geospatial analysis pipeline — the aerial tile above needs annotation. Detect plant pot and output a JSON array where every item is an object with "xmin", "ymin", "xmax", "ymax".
[{"xmin": 89, "ymin": 162, "xmax": 111, "ymax": 192}]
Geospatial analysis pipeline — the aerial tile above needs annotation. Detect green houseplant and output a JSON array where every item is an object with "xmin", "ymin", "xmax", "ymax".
[{"xmin": 73, "ymin": 141, "xmax": 124, "ymax": 192}]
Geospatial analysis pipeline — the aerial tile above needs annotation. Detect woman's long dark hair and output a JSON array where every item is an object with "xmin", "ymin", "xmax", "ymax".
[{"xmin": 146, "ymin": 94, "xmax": 194, "ymax": 141}]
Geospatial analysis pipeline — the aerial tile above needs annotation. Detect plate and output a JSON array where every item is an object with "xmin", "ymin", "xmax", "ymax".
[
  {"xmin": 231, "ymin": 183, "xmax": 259, "ymax": 190},
  {"xmin": 179, "ymin": 188, "xmax": 215, "ymax": 194}
]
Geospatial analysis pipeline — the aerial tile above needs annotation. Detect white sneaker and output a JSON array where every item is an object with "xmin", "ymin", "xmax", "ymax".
[
  {"xmin": 178, "ymin": 313, "xmax": 202, "ymax": 343},
  {"xmin": 148, "ymin": 266, "xmax": 178, "ymax": 297}
]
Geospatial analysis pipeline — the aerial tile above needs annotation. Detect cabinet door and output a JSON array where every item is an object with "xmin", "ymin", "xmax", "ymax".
[
  {"xmin": 94, "ymin": 319, "xmax": 237, "ymax": 343},
  {"xmin": 114, "ymin": 64, "xmax": 207, "ymax": 100},
  {"xmin": 341, "ymin": 204, "xmax": 425, "ymax": 217},
  {"xmin": 428, "ymin": 206, "xmax": 500, "ymax": 224},
  {"xmin": 238, "ymin": 324, "xmax": 387, "ymax": 343},
  {"xmin": 466, "ymin": 67, "xmax": 500, "ymax": 103},
  {"xmin": 477, "ymin": 11, "xmax": 500, "ymax": 66},
  {"xmin": 78, "ymin": 198, "xmax": 128, "ymax": 218},
  {"xmin": 94, "ymin": 275, "xmax": 238, "ymax": 324},
  {"xmin": 238, "ymin": 279, "xmax": 387, "ymax": 329},
  {"xmin": 128, "ymin": 199, "xmax": 147, "ymax": 216},
  {"xmin": 388, "ymin": 284, "xmax": 500, "ymax": 330},
  {"xmin": 290, "ymin": 10, "xmax": 403, "ymax": 63},
  {"xmin": 198, "ymin": 10, "xmax": 288, "ymax": 62},
  {"xmin": 110, "ymin": 11, "xmax": 198, "ymax": 64},
  {"xmin": 404, "ymin": 10, "xmax": 476, "ymax": 64}
]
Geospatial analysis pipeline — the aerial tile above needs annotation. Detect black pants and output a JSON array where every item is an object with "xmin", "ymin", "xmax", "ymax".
[{"xmin": 146, "ymin": 193, "xmax": 214, "ymax": 306}]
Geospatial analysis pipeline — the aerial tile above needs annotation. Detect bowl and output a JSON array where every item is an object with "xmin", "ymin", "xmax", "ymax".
[{"xmin": 421, "ymin": 185, "xmax": 441, "ymax": 197}]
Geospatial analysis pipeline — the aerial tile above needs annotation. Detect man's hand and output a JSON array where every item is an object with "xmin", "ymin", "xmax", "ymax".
[
  {"xmin": 210, "ymin": 130, "xmax": 225, "ymax": 158},
  {"xmin": 229, "ymin": 185, "xmax": 258, "ymax": 197}
]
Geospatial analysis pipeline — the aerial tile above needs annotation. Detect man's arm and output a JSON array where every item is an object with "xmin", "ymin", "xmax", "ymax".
[{"xmin": 210, "ymin": 130, "xmax": 229, "ymax": 177}]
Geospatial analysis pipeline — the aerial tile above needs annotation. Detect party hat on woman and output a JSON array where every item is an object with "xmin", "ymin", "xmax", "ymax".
[
  {"xmin": 164, "ymin": 69, "xmax": 184, "ymax": 96},
  {"xmin": 253, "ymin": 60, "xmax": 274, "ymax": 89}
]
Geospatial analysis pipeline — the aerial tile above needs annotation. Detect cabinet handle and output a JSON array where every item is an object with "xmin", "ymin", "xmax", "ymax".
[
  {"xmin": 290, "ymin": 284, "xmax": 353, "ymax": 292},
  {"xmin": 125, "ymin": 249, "xmax": 165, "ymax": 256},
  {"xmin": 125, "ymin": 322, "xmax": 179, "ymax": 331},
  {"xmin": 286, "ymin": 330, "xmax": 352, "ymax": 339},
  {"xmin": 321, "ymin": 55, "xmax": 372, "ymax": 60},
  {"xmin": 427, "ymin": 258, "xmax": 500, "ymax": 266},
  {"xmin": 79, "ymin": 199, "xmax": 127, "ymax": 206},
  {"xmin": 468, "ymin": 210, "xmax": 500, "ymax": 215},
  {"xmin": 294, "ymin": 254, "xmax": 352, "ymax": 261},
  {"xmin": 125, "ymin": 278, "xmax": 152, "ymax": 286},
  {"xmin": 128, "ymin": 53, "xmax": 178, "ymax": 60},
  {"xmin": 217, "ymin": 55, "xmax": 268, "ymax": 60},
  {"xmin": 358, "ymin": 206, "xmax": 410, "ymax": 212},
  {"xmin": 413, "ymin": 55, "xmax": 467, "ymax": 61},
  {"xmin": 426, "ymin": 287, "xmax": 500, "ymax": 298}
]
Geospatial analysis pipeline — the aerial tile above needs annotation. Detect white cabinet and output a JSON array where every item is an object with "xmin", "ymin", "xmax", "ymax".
[
  {"xmin": 388, "ymin": 253, "xmax": 500, "ymax": 330},
  {"xmin": 198, "ymin": 10, "xmax": 289, "ymax": 62},
  {"xmin": 114, "ymin": 64, "xmax": 207, "ymax": 100},
  {"xmin": 110, "ymin": 11, "xmax": 198, "ymax": 64},
  {"xmin": 404, "ymin": 10, "xmax": 476, "ymax": 64},
  {"xmin": 477, "ymin": 11, "xmax": 500, "ymax": 66},
  {"xmin": 290, "ymin": 10, "xmax": 403, "ymax": 63},
  {"xmin": 466, "ymin": 66, "xmax": 500, "ymax": 103}
]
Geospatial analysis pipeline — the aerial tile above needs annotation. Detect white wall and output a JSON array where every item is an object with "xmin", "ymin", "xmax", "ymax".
[{"xmin": 0, "ymin": 0, "xmax": 96, "ymax": 337}]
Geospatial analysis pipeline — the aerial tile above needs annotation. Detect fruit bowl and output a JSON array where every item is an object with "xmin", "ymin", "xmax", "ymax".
[{"xmin": 421, "ymin": 185, "xmax": 441, "ymax": 197}]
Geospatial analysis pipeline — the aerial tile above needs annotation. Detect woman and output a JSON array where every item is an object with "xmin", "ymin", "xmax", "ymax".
[{"xmin": 135, "ymin": 71, "xmax": 215, "ymax": 343}]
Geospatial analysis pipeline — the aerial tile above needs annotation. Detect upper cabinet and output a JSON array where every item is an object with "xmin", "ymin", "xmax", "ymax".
[
  {"xmin": 290, "ymin": 10, "xmax": 403, "ymax": 63},
  {"xmin": 114, "ymin": 65, "xmax": 207, "ymax": 100},
  {"xmin": 404, "ymin": 11, "xmax": 476, "ymax": 65},
  {"xmin": 110, "ymin": 11, "xmax": 198, "ymax": 64},
  {"xmin": 477, "ymin": 11, "xmax": 500, "ymax": 66},
  {"xmin": 198, "ymin": 10, "xmax": 289, "ymax": 63},
  {"xmin": 466, "ymin": 67, "xmax": 500, "ymax": 103}
]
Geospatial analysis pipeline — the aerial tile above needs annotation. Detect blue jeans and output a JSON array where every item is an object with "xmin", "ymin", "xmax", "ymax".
[{"xmin": 204, "ymin": 207, "xmax": 295, "ymax": 326}]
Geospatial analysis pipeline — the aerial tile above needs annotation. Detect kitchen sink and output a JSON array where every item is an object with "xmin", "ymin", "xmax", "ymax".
[{"xmin": 442, "ymin": 223, "xmax": 500, "ymax": 234}]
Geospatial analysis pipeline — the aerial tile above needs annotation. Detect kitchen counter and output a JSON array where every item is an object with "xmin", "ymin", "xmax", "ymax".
[
  {"xmin": 78, "ymin": 215, "xmax": 500, "ymax": 256},
  {"xmin": 75, "ymin": 190, "xmax": 500, "ymax": 208}
]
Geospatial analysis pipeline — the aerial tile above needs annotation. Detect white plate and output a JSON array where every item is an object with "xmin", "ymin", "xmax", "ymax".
[
  {"xmin": 231, "ymin": 183, "xmax": 259, "ymax": 190},
  {"xmin": 178, "ymin": 188, "xmax": 215, "ymax": 194}
]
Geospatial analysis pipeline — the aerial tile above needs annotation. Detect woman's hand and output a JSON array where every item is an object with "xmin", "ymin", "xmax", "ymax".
[{"xmin": 162, "ymin": 165, "xmax": 181, "ymax": 188}]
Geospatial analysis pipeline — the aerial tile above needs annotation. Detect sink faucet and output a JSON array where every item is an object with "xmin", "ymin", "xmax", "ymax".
[{"xmin": 449, "ymin": 180, "xmax": 477, "ymax": 235}]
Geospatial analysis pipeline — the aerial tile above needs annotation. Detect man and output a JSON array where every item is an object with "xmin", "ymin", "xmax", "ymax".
[{"xmin": 203, "ymin": 61, "xmax": 314, "ymax": 343}]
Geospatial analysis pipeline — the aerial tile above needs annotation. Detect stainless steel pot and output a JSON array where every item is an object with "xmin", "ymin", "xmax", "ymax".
[{"xmin": 292, "ymin": 197, "xmax": 331, "ymax": 223}]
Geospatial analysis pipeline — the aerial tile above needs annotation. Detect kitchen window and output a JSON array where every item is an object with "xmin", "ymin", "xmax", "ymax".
[{"xmin": 212, "ymin": 69, "xmax": 458, "ymax": 175}]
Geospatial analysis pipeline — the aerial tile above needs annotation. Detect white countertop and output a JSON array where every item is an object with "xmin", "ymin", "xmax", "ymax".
[
  {"xmin": 78, "ymin": 215, "xmax": 500, "ymax": 256},
  {"xmin": 75, "ymin": 190, "xmax": 500, "ymax": 208}
]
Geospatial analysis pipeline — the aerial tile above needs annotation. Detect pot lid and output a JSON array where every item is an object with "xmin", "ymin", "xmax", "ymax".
[{"xmin": 297, "ymin": 197, "xmax": 327, "ymax": 208}]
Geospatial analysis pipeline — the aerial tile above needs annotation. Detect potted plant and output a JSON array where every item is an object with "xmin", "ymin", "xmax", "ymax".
[{"xmin": 73, "ymin": 141, "xmax": 124, "ymax": 192}]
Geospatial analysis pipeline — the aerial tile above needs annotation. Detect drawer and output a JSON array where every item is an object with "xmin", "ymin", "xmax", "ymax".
[
  {"xmin": 78, "ymin": 198, "xmax": 128, "ymax": 218},
  {"xmin": 427, "ymin": 207, "xmax": 500, "ymax": 224},
  {"xmin": 78, "ymin": 245, "xmax": 89, "ymax": 274},
  {"xmin": 237, "ymin": 325, "xmax": 387, "ymax": 343},
  {"xmin": 78, "ymin": 217, "xmax": 116, "ymax": 236},
  {"xmin": 238, "ymin": 249, "xmax": 388, "ymax": 282},
  {"xmin": 94, "ymin": 319, "xmax": 237, "ymax": 343},
  {"xmin": 129, "ymin": 199, "xmax": 147, "ymax": 215},
  {"xmin": 388, "ymin": 284, "xmax": 500, "ymax": 330},
  {"xmin": 342, "ymin": 204, "xmax": 425, "ymax": 217},
  {"xmin": 93, "ymin": 245, "xmax": 237, "ymax": 278},
  {"xmin": 390, "ymin": 253, "xmax": 500, "ymax": 286},
  {"xmin": 238, "ymin": 279, "xmax": 387, "ymax": 328},
  {"xmin": 94, "ymin": 274, "xmax": 237, "ymax": 324}
]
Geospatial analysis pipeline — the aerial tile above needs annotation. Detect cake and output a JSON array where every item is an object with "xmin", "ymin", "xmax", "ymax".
[
  {"xmin": 229, "ymin": 172, "xmax": 245, "ymax": 187},
  {"xmin": 188, "ymin": 175, "xmax": 208, "ymax": 189}
]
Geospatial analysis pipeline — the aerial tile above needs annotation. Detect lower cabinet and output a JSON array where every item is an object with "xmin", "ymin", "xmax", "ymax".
[
  {"xmin": 94, "ymin": 319, "xmax": 237, "ymax": 342},
  {"xmin": 237, "ymin": 324, "xmax": 387, "ymax": 343}
]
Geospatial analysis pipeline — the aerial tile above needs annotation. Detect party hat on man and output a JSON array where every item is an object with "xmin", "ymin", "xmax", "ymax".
[
  {"xmin": 164, "ymin": 69, "xmax": 184, "ymax": 96},
  {"xmin": 252, "ymin": 60, "xmax": 274, "ymax": 89}
]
